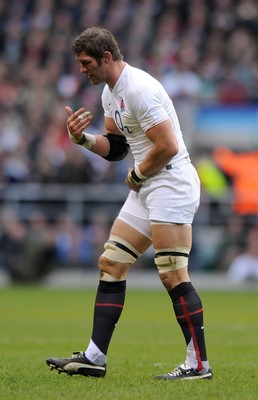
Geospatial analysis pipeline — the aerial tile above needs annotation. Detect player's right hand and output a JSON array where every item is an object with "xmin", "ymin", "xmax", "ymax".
[{"xmin": 65, "ymin": 106, "xmax": 93, "ymax": 144}]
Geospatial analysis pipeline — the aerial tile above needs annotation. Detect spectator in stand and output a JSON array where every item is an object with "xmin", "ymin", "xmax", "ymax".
[
  {"xmin": 210, "ymin": 0, "xmax": 236, "ymax": 32},
  {"xmin": 0, "ymin": 209, "xmax": 28, "ymax": 282},
  {"xmin": 23, "ymin": 210, "xmax": 56, "ymax": 281},
  {"xmin": 204, "ymin": 215, "xmax": 246, "ymax": 272},
  {"xmin": 0, "ymin": 209, "xmax": 56, "ymax": 282},
  {"xmin": 54, "ymin": 213, "xmax": 93, "ymax": 267},
  {"xmin": 218, "ymin": 27, "xmax": 257, "ymax": 103},
  {"xmin": 228, "ymin": 226, "xmax": 258, "ymax": 283},
  {"xmin": 213, "ymin": 147, "xmax": 258, "ymax": 224}
]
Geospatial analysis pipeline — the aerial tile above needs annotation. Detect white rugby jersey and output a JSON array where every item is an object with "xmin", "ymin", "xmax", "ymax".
[{"xmin": 102, "ymin": 63, "xmax": 189, "ymax": 166}]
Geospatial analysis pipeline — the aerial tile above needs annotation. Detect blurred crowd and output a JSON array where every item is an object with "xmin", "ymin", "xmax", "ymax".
[
  {"xmin": 0, "ymin": 208, "xmax": 112, "ymax": 282},
  {"xmin": 1, "ymin": 0, "xmax": 258, "ymax": 183},
  {"xmin": 1, "ymin": 0, "xmax": 258, "ymax": 281}
]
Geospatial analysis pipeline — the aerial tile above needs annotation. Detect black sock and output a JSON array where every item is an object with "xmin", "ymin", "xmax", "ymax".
[
  {"xmin": 169, "ymin": 282, "xmax": 208, "ymax": 371},
  {"xmin": 91, "ymin": 280, "xmax": 126, "ymax": 355}
]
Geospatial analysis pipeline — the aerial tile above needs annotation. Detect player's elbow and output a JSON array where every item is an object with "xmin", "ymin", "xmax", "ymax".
[
  {"xmin": 171, "ymin": 144, "xmax": 179, "ymax": 158},
  {"xmin": 166, "ymin": 141, "xmax": 179, "ymax": 159},
  {"xmin": 158, "ymin": 144, "xmax": 178, "ymax": 166}
]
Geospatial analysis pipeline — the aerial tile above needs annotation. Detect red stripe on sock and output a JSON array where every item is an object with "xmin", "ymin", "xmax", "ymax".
[
  {"xmin": 179, "ymin": 296, "xmax": 203, "ymax": 371},
  {"xmin": 176, "ymin": 308, "xmax": 203, "ymax": 319},
  {"xmin": 95, "ymin": 302, "xmax": 124, "ymax": 308}
]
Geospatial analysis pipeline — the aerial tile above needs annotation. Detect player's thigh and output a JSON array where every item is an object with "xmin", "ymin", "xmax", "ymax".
[
  {"xmin": 151, "ymin": 223, "xmax": 192, "ymax": 249},
  {"xmin": 110, "ymin": 218, "xmax": 152, "ymax": 254}
]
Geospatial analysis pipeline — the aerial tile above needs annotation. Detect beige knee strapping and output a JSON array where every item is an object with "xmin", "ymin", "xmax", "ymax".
[
  {"xmin": 155, "ymin": 247, "xmax": 190, "ymax": 273},
  {"xmin": 102, "ymin": 234, "xmax": 141, "ymax": 263},
  {"xmin": 100, "ymin": 235, "xmax": 141, "ymax": 282}
]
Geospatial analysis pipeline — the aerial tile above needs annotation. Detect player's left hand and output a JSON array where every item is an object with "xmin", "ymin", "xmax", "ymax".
[{"xmin": 126, "ymin": 168, "xmax": 142, "ymax": 192}]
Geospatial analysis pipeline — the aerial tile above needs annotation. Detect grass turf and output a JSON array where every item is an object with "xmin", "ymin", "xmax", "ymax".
[{"xmin": 0, "ymin": 286, "xmax": 258, "ymax": 400}]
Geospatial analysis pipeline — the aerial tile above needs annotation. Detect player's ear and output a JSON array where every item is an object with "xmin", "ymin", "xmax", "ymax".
[{"xmin": 102, "ymin": 51, "xmax": 113, "ymax": 63}]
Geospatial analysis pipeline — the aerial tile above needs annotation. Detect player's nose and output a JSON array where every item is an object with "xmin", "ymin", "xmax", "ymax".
[{"xmin": 80, "ymin": 64, "xmax": 88, "ymax": 74}]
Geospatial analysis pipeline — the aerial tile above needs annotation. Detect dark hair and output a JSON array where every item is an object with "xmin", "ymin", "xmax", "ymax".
[{"xmin": 72, "ymin": 27, "xmax": 123, "ymax": 64}]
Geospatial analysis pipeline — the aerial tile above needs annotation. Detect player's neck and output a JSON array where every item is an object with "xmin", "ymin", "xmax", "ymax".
[{"xmin": 107, "ymin": 61, "xmax": 126, "ymax": 89}]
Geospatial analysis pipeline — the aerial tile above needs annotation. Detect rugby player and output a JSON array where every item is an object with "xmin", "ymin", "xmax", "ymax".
[{"xmin": 46, "ymin": 27, "xmax": 212, "ymax": 381}]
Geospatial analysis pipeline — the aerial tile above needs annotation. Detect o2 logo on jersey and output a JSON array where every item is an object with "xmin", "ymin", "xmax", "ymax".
[{"xmin": 115, "ymin": 110, "xmax": 133, "ymax": 134}]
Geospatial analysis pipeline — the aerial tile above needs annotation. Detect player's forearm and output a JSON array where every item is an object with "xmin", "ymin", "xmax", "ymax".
[
  {"xmin": 138, "ymin": 119, "xmax": 179, "ymax": 177},
  {"xmin": 138, "ymin": 146, "xmax": 177, "ymax": 177},
  {"xmin": 75, "ymin": 132, "xmax": 129, "ymax": 162},
  {"xmin": 78, "ymin": 132, "xmax": 110, "ymax": 157}
]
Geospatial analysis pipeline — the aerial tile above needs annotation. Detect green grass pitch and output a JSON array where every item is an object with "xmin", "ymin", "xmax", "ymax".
[{"xmin": 0, "ymin": 286, "xmax": 257, "ymax": 400}]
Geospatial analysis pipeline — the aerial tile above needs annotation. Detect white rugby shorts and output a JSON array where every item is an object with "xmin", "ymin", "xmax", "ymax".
[{"xmin": 118, "ymin": 162, "xmax": 200, "ymax": 239}]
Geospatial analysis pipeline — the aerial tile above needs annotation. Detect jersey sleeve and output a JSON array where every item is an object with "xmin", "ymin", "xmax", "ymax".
[{"xmin": 128, "ymin": 82, "xmax": 170, "ymax": 133}]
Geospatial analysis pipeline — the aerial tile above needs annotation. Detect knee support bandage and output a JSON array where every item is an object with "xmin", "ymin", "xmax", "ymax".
[
  {"xmin": 102, "ymin": 234, "xmax": 141, "ymax": 263},
  {"xmin": 155, "ymin": 247, "xmax": 190, "ymax": 273},
  {"xmin": 100, "ymin": 234, "xmax": 141, "ymax": 282}
]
